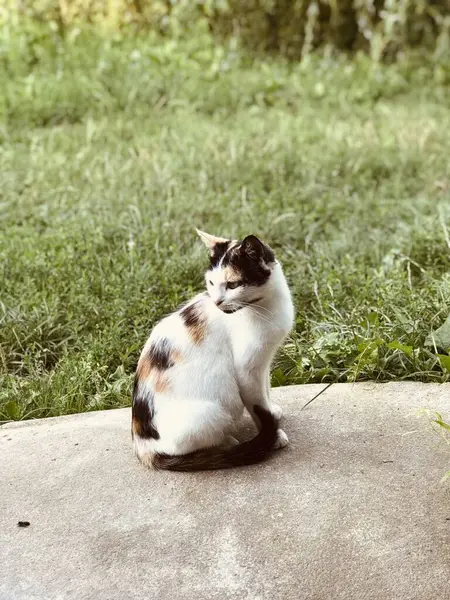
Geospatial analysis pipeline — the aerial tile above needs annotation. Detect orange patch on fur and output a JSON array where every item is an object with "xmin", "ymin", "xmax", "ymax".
[
  {"xmin": 152, "ymin": 370, "xmax": 169, "ymax": 393},
  {"xmin": 180, "ymin": 302, "xmax": 207, "ymax": 345},
  {"xmin": 135, "ymin": 342, "xmax": 183, "ymax": 396},
  {"xmin": 223, "ymin": 265, "xmax": 241, "ymax": 283},
  {"xmin": 190, "ymin": 322, "xmax": 206, "ymax": 344},
  {"xmin": 171, "ymin": 348, "xmax": 183, "ymax": 363},
  {"xmin": 132, "ymin": 416, "xmax": 141, "ymax": 437},
  {"xmin": 136, "ymin": 356, "xmax": 151, "ymax": 380},
  {"xmin": 151, "ymin": 347, "xmax": 182, "ymax": 392}
]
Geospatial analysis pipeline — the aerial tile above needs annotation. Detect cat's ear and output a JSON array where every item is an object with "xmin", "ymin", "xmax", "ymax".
[
  {"xmin": 241, "ymin": 235, "xmax": 275, "ymax": 263},
  {"xmin": 196, "ymin": 229, "xmax": 229, "ymax": 252},
  {"xmin": 241, "ymin": 235, "xmax": 264, "ymax": 259}
]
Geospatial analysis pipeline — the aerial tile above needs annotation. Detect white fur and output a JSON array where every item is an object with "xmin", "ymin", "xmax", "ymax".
[{"xmin": 133, "ymin": 249, "xmax": 294, "ymax": 462}]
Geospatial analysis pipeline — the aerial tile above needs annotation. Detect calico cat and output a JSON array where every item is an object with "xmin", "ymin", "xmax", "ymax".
[{"xmin": 132, "ymin": 230, "xmax": 294, "ymax": 471}]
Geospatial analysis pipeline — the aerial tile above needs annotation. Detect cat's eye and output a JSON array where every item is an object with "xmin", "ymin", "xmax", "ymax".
[
  {"xmin": 226, "ymin": 281, "xmax": 242, "ymax": 290},
  {"xmin": 208, "ymin": 280, "xmax": 214, "ymax": 286}
]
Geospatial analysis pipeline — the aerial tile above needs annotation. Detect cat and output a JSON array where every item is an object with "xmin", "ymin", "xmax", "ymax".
[{"xmin": 131, "ymin": 230, "xmax": 294, "ymax": 471}]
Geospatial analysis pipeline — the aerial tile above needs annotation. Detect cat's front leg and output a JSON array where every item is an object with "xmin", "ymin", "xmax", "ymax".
[
  {"xmin": 265, "ymin": 371, "xmax": 282, "ymax": 420},
  {"xmin": 237, "ymin": 369, "xmax": 288, "ymax": 449}
]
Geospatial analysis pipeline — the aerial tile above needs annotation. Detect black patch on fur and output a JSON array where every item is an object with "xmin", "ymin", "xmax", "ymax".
[
  {"xmin": 132, "ymin": 377, "xmax": 159, "ymax": 440},
  {"xmin": 180, "ymin": 302, "xmax": 202, "ymax": 328},
  {"xmin": 148, "ymin": 338, "xmax": 173, "ymax": 370},
  {"xmin": 179, "ymin": 300, "xmax": 207, "ymax": 343},
  {"xmin": 210, "ymin": 241, "xmax": 230, "ymax": 267},
  {"xmin": 222, "ymin": 236, "xmax": 275, "ymax": 287}
]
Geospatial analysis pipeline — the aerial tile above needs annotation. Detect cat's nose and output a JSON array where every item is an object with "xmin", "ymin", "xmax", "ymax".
[{"xmin": 215, "ymin": 299, "xmax": 224, "ymax": 306}]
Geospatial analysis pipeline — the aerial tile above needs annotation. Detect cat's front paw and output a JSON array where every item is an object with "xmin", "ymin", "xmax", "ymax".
[
  {"xmin": 273, "ymin": 428, "xmax": 289, "ymax": 450},
  {"xmin": 270, "ymin": 403, "xmax": 283, "ymax": 421}
]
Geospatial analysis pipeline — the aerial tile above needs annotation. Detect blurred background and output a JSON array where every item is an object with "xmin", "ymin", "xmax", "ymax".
[{"xmin": 1, "ymin": 1, "xmax": 450, "ymax": 421}]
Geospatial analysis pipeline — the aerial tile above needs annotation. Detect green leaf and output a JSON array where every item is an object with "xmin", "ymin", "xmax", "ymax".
[
  {"xmin": 438, "ymin": 354, "xmax": 450, "ymax": 373},
  {"xmin": 387, "ymin": 341, "xmax": 413, "ymax": 357},
  {"xmin": 366, "ymin": 311, "xmax": 379, "ymax": 326},
  {"xmin": 358, "ymin": 311, "xmax": 379, "ymax": 329},
  {"xmin": 425, "ymin": 314, "xmax": 450, "ymax": 352},
  {"xmin": 313, "ymin": 367, "xmax": 333, "ymax": 380},
  {"xmin": 271, "ymin": 368, "xmax": 287, "ymax": 387},
  {"xmin": 434, "ymin": 419, "xmax": 450, "ymax": 432},
  {"xmin": 5, "ymin": 401, "xmax": 20, "ymax": 420},
  {"xmin": 357, "ymin": 338, "xmax": 383, "ymax": 353}
]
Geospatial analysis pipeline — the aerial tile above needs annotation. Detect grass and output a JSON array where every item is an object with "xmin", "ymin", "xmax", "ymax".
[{"xmin": 1, "ymin": 24, "xmax": 450, "ymax": 420}]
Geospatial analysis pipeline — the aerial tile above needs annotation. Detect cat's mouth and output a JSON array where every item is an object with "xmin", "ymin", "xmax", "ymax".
[{"xmin": 222, "ymin": 306, "xmax": 242, "ymax": 314}]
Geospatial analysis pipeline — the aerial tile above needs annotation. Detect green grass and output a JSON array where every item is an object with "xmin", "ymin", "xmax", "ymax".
[{"xmin": 1, "ymin": 25, "xmax": 450, "ymax": 420}]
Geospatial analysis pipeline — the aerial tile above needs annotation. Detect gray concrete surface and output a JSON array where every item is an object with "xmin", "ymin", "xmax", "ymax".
[{"xmin": 1, "ymin": 382, "xmax": 449, "ymax": 600}]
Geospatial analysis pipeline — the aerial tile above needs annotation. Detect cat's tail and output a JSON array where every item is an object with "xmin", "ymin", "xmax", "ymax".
[{"xmin": 151, "ymin": 405, "xmax": 281, "ymax": 471}]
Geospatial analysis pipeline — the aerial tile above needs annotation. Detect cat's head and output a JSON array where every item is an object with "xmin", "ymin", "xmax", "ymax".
[{"xmin": 196, "ymin": 229, "xmax": 276, "ymax": 313}]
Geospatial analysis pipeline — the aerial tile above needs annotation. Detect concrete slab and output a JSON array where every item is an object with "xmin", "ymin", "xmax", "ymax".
[{"xmin": 1, "ymin": 382, "xmax": 449, "ymax": 600}]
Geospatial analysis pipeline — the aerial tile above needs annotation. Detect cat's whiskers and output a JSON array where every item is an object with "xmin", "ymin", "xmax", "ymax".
[
  {"xmin": 240, "ymin": 300, "xmax": 275, "ymax": 316},
  {"xmin": 250, "ymin": 303, "xmax": 274, "ymax": 317},
  {"xmin": 233, "ymin": 302, "xmax": 274, "ymax": 325}
]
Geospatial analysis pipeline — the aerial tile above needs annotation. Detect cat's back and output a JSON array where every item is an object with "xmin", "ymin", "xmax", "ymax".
[
  {"xmin": 136, "ymin": 293, "xmax": 236, "ymax": 400},
  {"xmin": 148, "ymin": 292, "xmax": 229, "ymax": 357}
]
